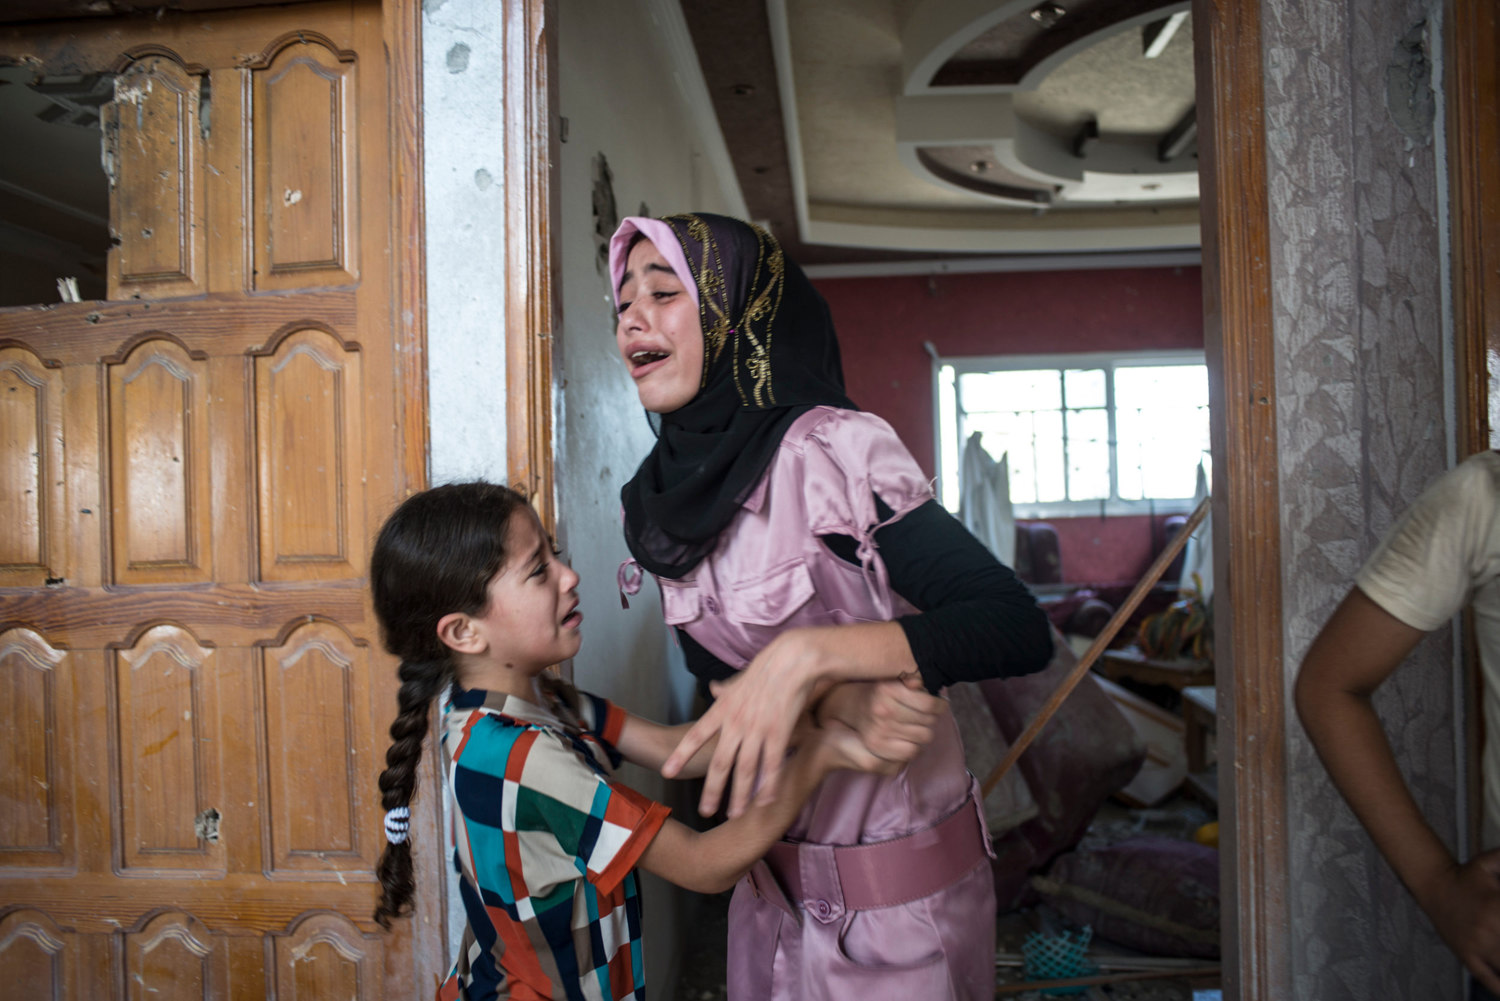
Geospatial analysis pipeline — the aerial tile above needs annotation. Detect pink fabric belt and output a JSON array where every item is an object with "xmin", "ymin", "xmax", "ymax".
[{"xmin": 754, "ymin": 795, "xmax": 989, "ymax": 920}]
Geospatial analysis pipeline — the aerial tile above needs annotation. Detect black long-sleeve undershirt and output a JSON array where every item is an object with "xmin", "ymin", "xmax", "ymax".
[{"xmin": 677, "ymin": 497, "xmax": 1054, "ymax": 696}]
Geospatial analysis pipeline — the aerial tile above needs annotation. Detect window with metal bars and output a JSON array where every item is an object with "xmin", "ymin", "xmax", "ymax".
[{"xmin": 936, "ymin": 350, "xmax": 1210, "ymax": 517}]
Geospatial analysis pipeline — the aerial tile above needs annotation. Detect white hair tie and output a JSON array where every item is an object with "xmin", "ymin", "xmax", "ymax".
[{"xmin": 384, "ymin": 806, "xmax": 411, "ymax": 845}]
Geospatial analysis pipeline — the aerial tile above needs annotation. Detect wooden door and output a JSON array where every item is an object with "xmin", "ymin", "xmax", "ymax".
[
  {"xmin": 1452, "ymin": 0, "xmax": 1500, "ymax": 856},
  {"xmin": 1192, "ymin": 0, "xmax": 1289, "ymax": 996},
  {"xmin": 0, "ymin": 2, "xmax": 435, "ymax": 997}
]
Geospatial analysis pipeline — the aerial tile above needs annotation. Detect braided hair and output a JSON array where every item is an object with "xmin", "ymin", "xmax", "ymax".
[{"xmin": 370, "ymin": 481, "xmax": 528, "ymax": 928}]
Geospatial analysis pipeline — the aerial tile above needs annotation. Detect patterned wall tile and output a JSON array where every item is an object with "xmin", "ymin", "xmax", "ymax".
[{"xmin": 1264, "ymin": 0, "xmax": 1460, "ymax": 996}]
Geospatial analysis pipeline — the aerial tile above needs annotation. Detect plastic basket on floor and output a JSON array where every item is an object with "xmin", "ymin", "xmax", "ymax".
[{"xmin": 1021, "ymin": 925, "xmax": 1096, "ymax": 996}]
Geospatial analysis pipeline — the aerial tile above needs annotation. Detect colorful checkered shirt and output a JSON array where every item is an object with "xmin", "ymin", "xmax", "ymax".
[{"xmin": 435, "ymin": 677, "xmax": 670, "ymax": 1001}]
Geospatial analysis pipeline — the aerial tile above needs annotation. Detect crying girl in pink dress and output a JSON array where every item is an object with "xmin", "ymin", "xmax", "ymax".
[{"xmin": 609, "ymin": 213, "xmax": 1053, "ymax": 1001}]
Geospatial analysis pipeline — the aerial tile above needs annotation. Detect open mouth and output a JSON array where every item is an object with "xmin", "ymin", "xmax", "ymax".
[
  {"xmin": 630, "ymin": 349, "xmax": 669, "ymax": 369},
  {"xmin": 561, "ymin": 605, "xmax": 582, "ymax": 629}
]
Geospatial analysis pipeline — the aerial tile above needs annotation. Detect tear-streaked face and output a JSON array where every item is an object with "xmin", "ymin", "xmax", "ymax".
[
  {"xmin": 615, "ymin": 238, "xmax": 704, "ymax": 413},
  {"xmin": 468, "ymin": 510, "xmax": 583, "ymax": 674}
]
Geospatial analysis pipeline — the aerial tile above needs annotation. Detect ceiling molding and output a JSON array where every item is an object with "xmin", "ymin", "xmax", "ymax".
[
  {"xmin": 801, "ymin": 208, "xmax": 1200, "ymax": 255},
  {"xmin": 892, "ymin": 93, "xmax": 1045, "ymax": 207},
  {"xmin": 767, "ymin": 0, "xmax": 1201, "ymax": 254},
  {"xmin": 893, "ymin": 91, "xmax": 1197, "ymax": 208},
  {"xmin": 766, "ymin": 0, "xmax": 812, "ymax": 242},
  {"xmin": 801, "ymin": 247, "xmax": 1201, "ymax": 279},
  {"xmin": 681, "ymin": 0, "xmax": 969, "ymax": 265},
  {"xmin": 915, "ymin": 0, "xmax": 1189, "ymax": 94},
  {"xmin": 897, "ymin": 0, "xmax": 1034, "ymax": 95},
  {"xmin": 647, "ymin": 0, "xmax": 749, "ymax": 220},
  {"xmin": 689, "ymin": 0, "xmax": 1201, "ymax": 260},
  {"xmin": 892, "ymin": 2, "xmax": 1198, "ymax": 209},
  {"xmin": 982, "ymin": 1, "xmax": 1192, "ymax": 95}
]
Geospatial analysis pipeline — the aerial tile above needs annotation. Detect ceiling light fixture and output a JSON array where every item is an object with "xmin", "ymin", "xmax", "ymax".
[
  {"xmin": 1029, "ymin": 3, "xmax": 1066, "ymax": 28},
  {"xmin": 1142, "ymin": 11, "xmax": 1189, "ymax": 58},
  {"xmin": 969, "ymin": 160, "xmax": 990, "ymax": 173}
]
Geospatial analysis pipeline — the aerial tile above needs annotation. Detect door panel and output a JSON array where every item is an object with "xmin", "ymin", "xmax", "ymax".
[
  {"xmin": 106, "ymin": 338, "xmax": 214, "ymax": 585},
  {"xmin": 0, "ymin": 629, "xmax": 73, "ymax": 872},
  {"xmin": 0, "ymin": 909, "xmax": 78, "ymax": 1001},
  {"xmin": 106, "ymin": 51, "xmax": 208, "ymax": 299},
  {"xmin": 259, "ymin": 619, "xmax": 375, "ymax": 875},
  {"xmin": 110, "ymin": 624, "xmax": 222, "ymax": 875},
  {"xmin": 125, "ymin": 912, "xmax": 215, "ymax": 1001},
  {"xmin": 274, "ymin": 913, "xmax": 381, "ymax": 1001},
  {"xmin": 250, "ymin": 33, "xmax": 358, "ymax": 291},
  {"xmin": 0, "ymin": 4, "xmax": 423, "ymax": 997},
  {"xmin": 0, "ymin": 346, "xmax": 64, "ymax": 586},
  {"xmin": 254, "ymin": 326, "xmax": 363, "ymax": 583}
]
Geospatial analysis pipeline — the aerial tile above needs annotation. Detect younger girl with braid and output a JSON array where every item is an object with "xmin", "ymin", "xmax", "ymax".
[{"xmin": 369, "ymin": 482, "xmax": 940, "ymax": 1001}]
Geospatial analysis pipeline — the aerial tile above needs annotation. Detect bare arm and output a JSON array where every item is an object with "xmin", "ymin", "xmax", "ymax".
[
  {"xmin": 1295, "ymin": 587, "xmax": 1500, "ymax": 992},
  {"xmin": 660, "ymin": 499, "xmax": 1047, "ymax": 819},
  {"xmin": 638, "ymin": 720, "xmax": 898, "ymax": 893},
  {"xmin": 618, "ymin": 671, "xmax": 941, "ymax": 785},
  {"xmin": 663, "ymin": 621, "xmax": 918, "ymax": 817},
  {"xmin": 611, "ymin": 714, "xmax": 716, "ymax": 778}
]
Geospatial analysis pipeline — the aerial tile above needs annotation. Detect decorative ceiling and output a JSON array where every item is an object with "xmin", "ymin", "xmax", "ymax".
[
  {"xmin": 0, "ymin": 0, "xmax": 1202, "ymax": 270},
  {"xmin": 681, "ymin": 0, "xmax": 1201, "ymax": 264},
  {"xmin": 0, "ymin": 1, "xmax": 311, "ymax": 19}
]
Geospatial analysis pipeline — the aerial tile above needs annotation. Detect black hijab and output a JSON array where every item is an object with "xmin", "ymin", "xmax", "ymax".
[{"xmin": 614, "ymin": 213, "xmax": 857, "ymax": 579}]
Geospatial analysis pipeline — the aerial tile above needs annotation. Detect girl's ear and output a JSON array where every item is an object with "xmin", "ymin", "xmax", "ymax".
[{"xmin": 436, "ymin": 612, "xmax": 486, "ymax": 656}]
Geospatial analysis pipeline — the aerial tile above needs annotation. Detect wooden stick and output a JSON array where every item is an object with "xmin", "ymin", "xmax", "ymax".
[
  {"xmin": 996, "ymin": 952, "xmax": 1221, "ymax": 972},
  {"xmin": 994, "ymin": 965, "xmax": 1221, "ymax": 995},
  {"xmin": 981, "ymin": 496, "xmax": 1211, "ymax": 798}
]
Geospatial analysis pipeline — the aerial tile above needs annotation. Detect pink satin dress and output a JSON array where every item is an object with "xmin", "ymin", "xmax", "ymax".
[{"xmin": 636, "ymin": 407, "xmax": 996, "ymax": 1001}]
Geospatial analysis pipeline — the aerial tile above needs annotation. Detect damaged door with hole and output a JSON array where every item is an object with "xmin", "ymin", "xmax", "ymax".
[{"xmin": 0, "ymin": 3, "xmax": 431, "ymax": 997}]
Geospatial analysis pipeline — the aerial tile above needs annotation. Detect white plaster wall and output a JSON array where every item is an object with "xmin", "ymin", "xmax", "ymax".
[
  {"xmin": 421, "ymin": 0, "xmax": 511, "ymax": 965},
  {"xmin": 556, "ymin": 0, "xmax": 745, "ymax": 995},
  {"xmin": 424, "ymin": 0, "xmax": 509, "ymax": 485}
]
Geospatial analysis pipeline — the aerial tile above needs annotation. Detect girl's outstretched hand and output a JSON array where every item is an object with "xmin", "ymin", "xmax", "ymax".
[
  {"xmin": 810, "ymin": 716, "xmax": 907, "ymax": 777},
  {"xmin": 661, "ymin": 628, "xmax": 824, "ymax": 818}
]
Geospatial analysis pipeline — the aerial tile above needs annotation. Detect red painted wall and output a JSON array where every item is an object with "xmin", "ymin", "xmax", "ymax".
[
  {"xmin": 1045, "ymin": 513, "xmax": 1183, "ymax": 586},
  {"xmin": 813, "ymin": 265, "xmax": 1204, "ymax": 584}
]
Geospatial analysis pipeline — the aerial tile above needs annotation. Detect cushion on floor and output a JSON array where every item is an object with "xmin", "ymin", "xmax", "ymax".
[{"xmin": 1031, "ymin": 835, "xmax": 1220, "ymax": 958}]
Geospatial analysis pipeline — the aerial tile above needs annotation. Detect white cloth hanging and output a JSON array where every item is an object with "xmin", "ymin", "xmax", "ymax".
[
  {"xmin": 960, "ymin": 432, "xmax": 1016, "ymax": 566},
  {"xmin": 1179, "ymin": 459, "xmax": 1213, "ymax": 601}
]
